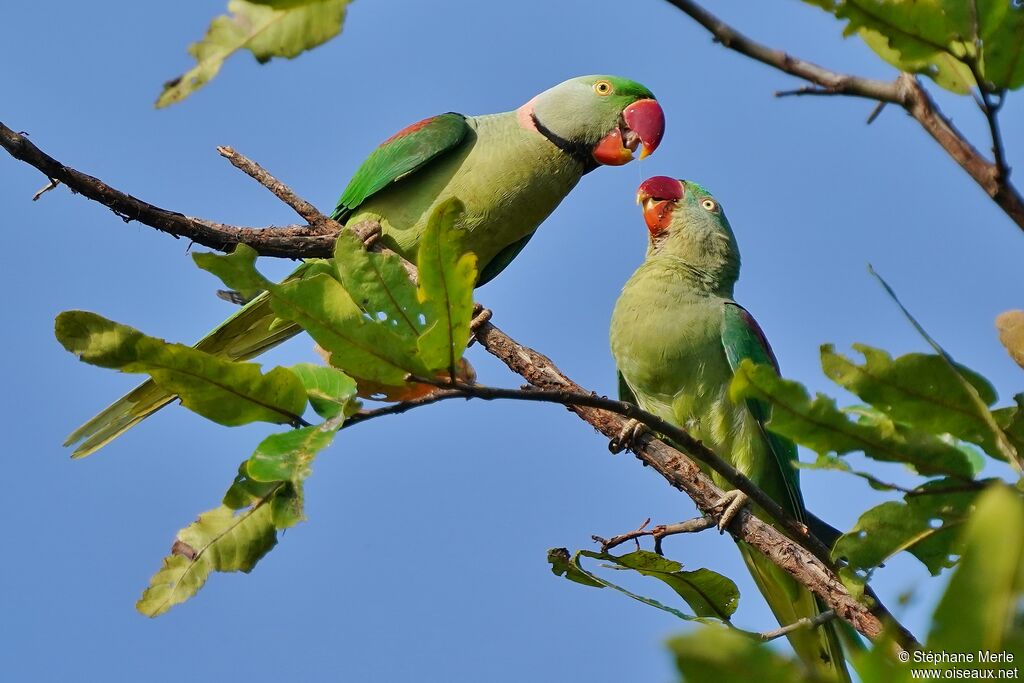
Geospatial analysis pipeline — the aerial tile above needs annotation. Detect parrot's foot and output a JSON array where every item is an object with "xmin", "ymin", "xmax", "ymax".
[
  {"xmin": 713, "ymin": 490, "xmax": 749, "ymax": 533},
  {"xmin": 609, "ymin": 418, "xmax": 647, "ymax": 454},
  {"xmin": 467, "ymin": 305, "xmax": 492, "ymax": 347},
  {"xmin": 360, "ymin": 222, "xmax": 382, "ymax": 247}
]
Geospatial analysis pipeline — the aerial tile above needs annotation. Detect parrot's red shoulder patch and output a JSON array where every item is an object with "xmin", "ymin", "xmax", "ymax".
[
  {"xmin": 735, "ymin": 305, "xmax": 780, "ymax": 372},
  {"xmin": 379, "ymin": 116, "xmax": 437, "ymax": 146}
]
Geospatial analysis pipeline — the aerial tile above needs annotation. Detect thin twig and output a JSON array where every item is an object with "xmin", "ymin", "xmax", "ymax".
[
  {"xmin": 662, "ymin": 0, "xmax": 1024, "ymax": 233},
  {"xmin": 0, "ymin": 122, "xmax": 338, "ymax": 258},
  {"xmin": 759, "ymin": 610, "xmax": 836, "ymax": 643},
  {"xmin": 32, "ymin": 178, "xmax": 58, "ymax": 201},
  {"xmin": 593, "ymin": 516, "xmax": 716, "ymax": 554},
  {"xmin": 217, "ymin": 145, "xmax": 340, "ymax": 234},
  {"xmin": 866, "ymin": 101, "xmax": 887, "ymax": 125},
  {"xmin": 341, "ymin": 389, "xmax": 467, "ymax": 429},
  {"xmin": 405, "ymin": 374, "xmax": 820, "ymax": 550}
]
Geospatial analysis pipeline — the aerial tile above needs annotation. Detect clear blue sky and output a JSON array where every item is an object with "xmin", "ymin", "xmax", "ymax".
[{"xmin": 2, "ymin": 1, "xmax": 1021, "ymax": 681}]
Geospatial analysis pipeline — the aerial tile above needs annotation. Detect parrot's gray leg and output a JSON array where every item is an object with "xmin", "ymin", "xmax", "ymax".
[
  {"xmin": 470, "ymin": 304, "xmax": 492, "ymax": 331},
  {"xmin": 713, "ymin": 489, "xmax": 749, "ymax": 533},
  {"xmin": 467, "ymin": 305, "xmax": 493, "ymax": 347},
  {"xmin": 609, "ymin": 418, "xmax": 647, "ymax": 454},
  {"xmin": 360, "ymin": 222, "xmax": 382, "ymax": 247}
]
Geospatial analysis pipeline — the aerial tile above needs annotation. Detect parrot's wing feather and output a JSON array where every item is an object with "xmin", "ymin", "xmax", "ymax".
[
  {"xmin": 616, "ymin": 370, "xmax": 638, "ymax": 405},
  {"xmin": 722, "ymin": 303, "xmax": 850, "ymax": 681},
  {"xmin": 65, "ymin": 270, "xmax": 306, "ymax": 458},
  {"xmin": 739, "ymin": 544, "xmax": 851, "ymax": 682},
  {"xmin": 720, "ymin": 302, "xmax": 804, "ymax": 520},
  {"xmin": 476, "ymin": 232, "xmax": 536, "ymax": 286},
  {"xmin": 332, "ymin": 112, "xmax": 469, "ymax": 220}
]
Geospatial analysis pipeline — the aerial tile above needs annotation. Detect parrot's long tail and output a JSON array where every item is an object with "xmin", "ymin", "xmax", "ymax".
[
  {"xmin": 64, "ymin": 288, "xmax": 302, "ymax": 458},
  {"xmin": 739, "ymin": 542, "xmax": 852, "ymax": 682}
]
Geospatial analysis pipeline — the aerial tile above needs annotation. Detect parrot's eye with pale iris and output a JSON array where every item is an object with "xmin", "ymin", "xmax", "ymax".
[
  {"xmin": 701, "ymin": 198, "xmax": 719, "ymax": 212},
  {"xmin": 593, "ymin": 80, "xmax": 614, "ymax": 96}
]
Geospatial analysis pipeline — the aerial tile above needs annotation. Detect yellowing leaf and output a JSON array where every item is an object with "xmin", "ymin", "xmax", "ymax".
[
  {"xmin": 56, "ymin": 310, "xmax": 307, "ymax": 427},
  {"xmin": 416, "ymin": 199, "xmax": 478, "ymax": 377},
  {"xmin": 137, "ymin": 500, "xmax": 279, "ymax": 617},
  {"xmin": 996, "ymin": 310, "xmax": 1024, "ymax": 370},
  {"xmin": 806, "ymin": 0, "xmax": 1024, "ymax": 92},
  {"xmin": 157, "ymin": 0, "xmax": 351, "ymax": 108}
]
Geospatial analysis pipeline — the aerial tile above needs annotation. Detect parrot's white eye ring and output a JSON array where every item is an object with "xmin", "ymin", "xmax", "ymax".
[
  {"xmin": 593, "ymin": 80, "xmax": 613, "ymax": 96},
  {"xmin": 701, "ymin": 198, "xmax": 718, "ymax": 212}
]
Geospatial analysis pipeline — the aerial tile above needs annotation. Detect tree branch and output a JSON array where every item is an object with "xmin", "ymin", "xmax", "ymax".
[
  {"xmin": 463, "ymin": 326, "xmax": 919, "ymax": 649},
  {"xmin": 0, "ymin": 126, "xmax": 919, "ymax": 650},
  {"xmin": 592, "ymin": 516, "xmax": 717, "ymax": 555},
  {"xmin": 662, "ymin": 0, "xmax": 1024, "ymax": 234},
  {"xmin": 406, "ymin": 375, "xmax": 824, "ymax": 555},
  {"xmin": 0, "ymin": 122, "xmax": 339, "ymax": 258},
  {"xmin": 759, "ymin": 610, "xmax": 836, "ymax": 643}
]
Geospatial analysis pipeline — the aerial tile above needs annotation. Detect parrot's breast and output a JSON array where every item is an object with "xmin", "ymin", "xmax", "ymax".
[
  {"xmin": 610, "ymin": 261, "xmax": 768, "ymax": 484},
  {"xmin": 348, "ymin": 113, "xmax": 585, "ymax": 275}
]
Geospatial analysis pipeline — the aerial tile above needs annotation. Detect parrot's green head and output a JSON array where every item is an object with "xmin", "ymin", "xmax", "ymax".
[
  {"xmin": 636, "ymin": 176, "xmax": 740, "ymax": 289},
  {"xmin": 522, "ymin": 75, "xmax": 665, "ymax": 166}
]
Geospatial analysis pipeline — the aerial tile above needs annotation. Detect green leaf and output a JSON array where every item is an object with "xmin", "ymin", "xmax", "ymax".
[
  {"xmin": 730, "ymin": 360, "xmax": 974, "ymax": 478},
  {"xmin": 590, "ymin": 550, "xmax": 739, "ymax": 621},
  {"xmin": 197, "ymin": 245, "xmax": 431, "ymax": 386},
  {"xmin": 994, "ymin": 395, "xmax": 1024, "ymax": 454},
  {"xmin": 157, "ymin": 0, "xmax": 351, "ymax": 107},
  {"xmin": 137, "ymin": 497, "xmax": 279, "ymax": 617},
  {"xmin": 246, "ymin": 423, "xmax": 337, "ymax": 484},
  {"xmin": 928, "ymin": 485, "xmax": 1024, "ymax": 658},
  {"xmin": 822, "ymin": 344, "xmax": 1004, "ymax": 460},
  {"xmin": 833, "ymin": 480, "xmax": 989, "ymax": 575},
  {"xmin": 416, "ymin": 199, "xmax": 477, "ymax": 376},
  {"xmin": 798, "ymin": 452, "xmax": 908, "ymax": 492},
  {"xmin": 806, "ymin": 0, "xmax": 1024, "ymax": 92},
  {"xmin": 289, "ymin": 363, "xmax": 357, "ymax": 419},
  {"xmin": 549, "ymin": 548, "xmax": 738, "ymax": 622},
  {"xmin": 55, "ymin": 310, "xmax": 307, "ymax": 427},
  {"xmin": 273, "ymin": 273, "xmax": 430, "ymax": 385},
  {"xmin": 668, "ymin": 625, "xmax": 814, "ymax": 683},
  {"xmin": 332, "ymin": 230, "xmax": 426, "ymax": 340},
  {"xmin": 223, "ymin": 461, "xmax": 279, "ymax": 509},
  {"xmin": 547, "ymin": 548, "xmax": 605, "ymax": 588},
  {"xmin": 193, "ymin": 244, "xmax": 271, "ymax": 296}
]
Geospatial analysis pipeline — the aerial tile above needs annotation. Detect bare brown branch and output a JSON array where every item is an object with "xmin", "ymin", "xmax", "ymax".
[
  {"xmin": 0, "ymin": 122, "xmax": 338, "ymax": 257},
  {"xmin": 663, "ymin": 0, "xmax": 1024, "ymax": 233},
  {"xmin": 592, "ymin": 516, "xmax": 716, "ymax": 554},
  {"xmin": 466, "ymin": 323, "xmax": 919, "ymax": 649},
  {"xmin": 217, "ymin": 145, "xmax": 339, "ymax": 234}
]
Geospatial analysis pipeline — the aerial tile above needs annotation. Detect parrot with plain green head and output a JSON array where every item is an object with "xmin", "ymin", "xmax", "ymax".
[
  {"xmin": 65, "ymin": 75, "xmax": 665, "ymax": 457},
  {"xmin": 609, "ymin": 177, "xmax": 850, "ymax": 682}
]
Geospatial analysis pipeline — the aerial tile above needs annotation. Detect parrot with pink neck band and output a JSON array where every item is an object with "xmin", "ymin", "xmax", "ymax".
[{"xmin": 65, "ymin": 75, "xmax": 665, "ymax": 458}]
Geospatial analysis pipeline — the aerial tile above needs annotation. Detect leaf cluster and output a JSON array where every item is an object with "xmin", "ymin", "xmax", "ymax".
[{"xmin": 56, "ymin": 200, "xmax": 476, "ymax": 614}]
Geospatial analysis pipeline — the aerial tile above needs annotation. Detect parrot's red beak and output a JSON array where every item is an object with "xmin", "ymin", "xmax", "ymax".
[
  {"xmin": 592, "ymin": 98, "xmax": 665, "ymax": 166},
  {"xmin": 624, "ymin": 99, "xmax": 665, "ymax": 160},
  {"xmin": 636, "ymin": 176, "xmax": 683, "ymax": 236}
]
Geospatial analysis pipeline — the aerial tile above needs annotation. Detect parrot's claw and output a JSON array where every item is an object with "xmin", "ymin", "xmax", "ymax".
[
  {"xmin": 360, "ymin": 223, "xmax": 382, "ymax": 247},
  {"xmin": 609, "ymin": 418, "xmax": 647, "ymax": 454},
  {"xmin": 713, "ymin": 490, "xmax": 749, "ymax": 533},
  {"xmin": 467, "ymin": 305, "xmax": 493, "ymax": 347}
]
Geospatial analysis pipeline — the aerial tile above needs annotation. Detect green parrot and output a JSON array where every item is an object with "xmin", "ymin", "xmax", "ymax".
[
  {"xmin": 609, "ymin": 176, "xmax": 849, "ymax": 681},
  {"xmin": 65, "ymin": 75, "xmax": 665, "ymax": 457}
]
